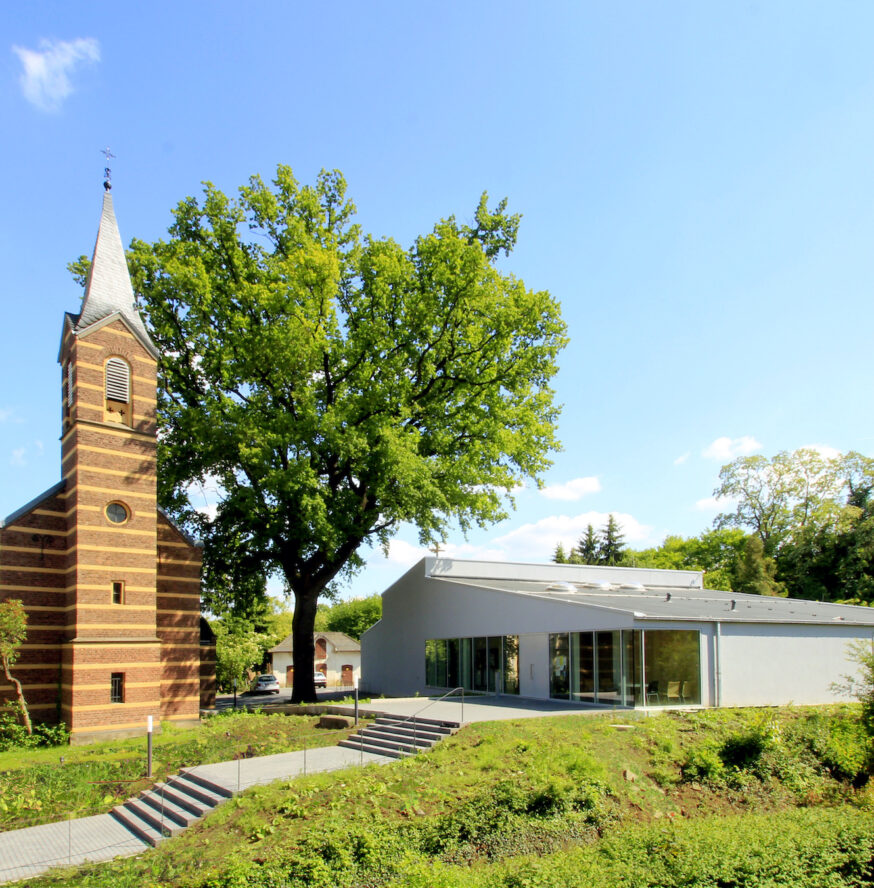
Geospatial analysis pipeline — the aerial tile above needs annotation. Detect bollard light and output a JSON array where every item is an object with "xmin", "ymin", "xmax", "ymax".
[{"xmin": 147, "ymin": 715, "xmax": 154, "ymax": 778}]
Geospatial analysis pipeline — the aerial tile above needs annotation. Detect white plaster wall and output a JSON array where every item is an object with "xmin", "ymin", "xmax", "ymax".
[
  {"xmin": 361, "ymin": 561, "xmax": 634, "ymax": 697},
  {"xmin": 717, "ymin": 623, "xmax": 873, "ymax": 706},
  {"xmin": 271, "ymin": 645, "xmax": 361, "ymax": 687}
]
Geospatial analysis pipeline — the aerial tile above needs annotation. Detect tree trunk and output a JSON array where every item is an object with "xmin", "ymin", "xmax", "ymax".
[
  {"xmin": 1, "ymin": 656, "xmax": 32, "ymax": 735},
  {"xmin": 290, "ymin": 588, "xmax": 320, "ymax": 703}
]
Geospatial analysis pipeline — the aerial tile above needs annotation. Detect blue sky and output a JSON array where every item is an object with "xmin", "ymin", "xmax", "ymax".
[{"xmin": 2, "ymin": 2, "xmax": 873, "ymax": 603}]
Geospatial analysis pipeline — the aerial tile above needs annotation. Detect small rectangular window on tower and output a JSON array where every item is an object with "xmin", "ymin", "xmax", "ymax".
[
  {"xmin": 112, "ymin": 581, "xmax": 124, "ymax": 605},
  {"xmin": 110, "ymin": 672, "xmax": 124, "ymax": 704}
]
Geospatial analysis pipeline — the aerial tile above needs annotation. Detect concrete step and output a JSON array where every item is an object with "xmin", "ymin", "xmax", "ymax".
[
  {"xmin": 177, "ymin": 768, "xmax": 234, "ymax": 799},
  {"xmin": 360, "ymin": 727, "xmax": 435, "ymax": 749},
  {"xmin": 138, "ymin": 786, "xmax": 201, "ymax": 828},
  {"xmin": 110, "ymin": 801, "xmax": 167, "ymax": 848},
  {"xmin": 146, "ymin": 782, "xmax": 212, "ymax": 819},
  {"xmin": 369, "ymin": 723, "xmax": 446, "ymax": 742},
  {"xmin": 337, "ymin": 738, "xmax": 411, "ymax": 759},
  {"xmin": 374, "ymin": 715, "xmax": 459, "ymax": 732},
  {"xmin": 167, "ymin": 772, "xmax": 229, "ymax": 810}
]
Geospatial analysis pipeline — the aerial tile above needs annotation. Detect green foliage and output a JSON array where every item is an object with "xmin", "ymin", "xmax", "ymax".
[
  {"xmin": 713, "ymin": 449, "xmax": 874, "ymax": 601},
  {"xmin": 576, "ymin": 524, "xmax": 599, "ymax": 564},
  {"xmin": 623, "ymin": 528, "xmax": 746, "ymax": 590},
  {"xmin": 211, "ymin": 620, "xmax": 274, "ymax": 692},
  {"xmin": 0, "ymin": 598, "xmax": 32, "ymax": 733},
  {"xmin": 124, "ymin": 165, "xmax": 566, "ymax": 701},
  {"xmin": 597, "ymin": 515, "xmax": 625, "ymax": 566},
  {"xmin": 313, "ymin": 594, "xmax": 381, "ymax": 640},
  {"xmin": 0, "ymin": 713, "xmax": 67, "ymax": 752},
  {"xmin": 833, "ymin": 639, "xmax": 874, "ymax": 740},
  {"xmin": 732, "ymin": 534, "xmax": 786, "ymax": 596}
]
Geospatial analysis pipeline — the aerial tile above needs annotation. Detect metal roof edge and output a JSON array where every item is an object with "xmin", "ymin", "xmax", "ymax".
[{"xmin": 1, "ymin": 480, "xmax": 66, "ymax": 528}]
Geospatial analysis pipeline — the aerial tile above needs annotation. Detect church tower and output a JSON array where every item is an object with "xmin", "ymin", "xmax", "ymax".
[
  {"xmin": 57, "ymin": 187, "xmax": 164, "ymax": 736},
  {"xmin": 0, "ymin": 181, "xmax": 214, "ymax": 741}
]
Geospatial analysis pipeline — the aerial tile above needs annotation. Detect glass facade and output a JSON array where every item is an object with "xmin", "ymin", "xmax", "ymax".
[
  {"xmin": 425, "ymin": 636, "xmax": 521, "ymax": 695},
  {"xmin": 550, "ymin": 629, "xmax": 700, "ymax": 707},
  {"xmin": 426, "ymin": 629, "xmax": 701, "ymax": 707}
]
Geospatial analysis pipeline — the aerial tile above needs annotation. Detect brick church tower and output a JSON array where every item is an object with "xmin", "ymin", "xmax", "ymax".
[{"xmin": 0, "ymin": 186, "xmax": 215, "ymax": 741}]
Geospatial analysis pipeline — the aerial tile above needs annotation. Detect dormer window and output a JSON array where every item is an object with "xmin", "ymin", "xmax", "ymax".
[{"xmin": 104, "ymin": 357, "xmax": 131, "ymax": 425}]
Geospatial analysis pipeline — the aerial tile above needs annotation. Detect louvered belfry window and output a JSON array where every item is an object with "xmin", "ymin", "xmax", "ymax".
[{"xmin": 105, "ymin": 358, "xmax": 130, "ymax": 403}]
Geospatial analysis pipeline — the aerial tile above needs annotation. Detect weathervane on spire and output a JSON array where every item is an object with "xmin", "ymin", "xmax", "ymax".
[{"xmin": 101, "ymin": 147, "xmax": 116, "ymax": 191}]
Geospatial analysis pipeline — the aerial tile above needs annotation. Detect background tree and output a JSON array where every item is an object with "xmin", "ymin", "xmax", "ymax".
[
  {"xmin": 598, "ymin": 514, "xmax": 625, "ymax": 566},
  {"xmin": 623, "ymin": 528, "xmax": 746, "ymax": 590},
  {"xmin": 313, "ymin": 594, "xmax": 382, "ymax": 640},
  {"xmin": 576, "ymin": 524, "xmax": 599, "ymax": 564},
  {"xmin": 552, "ymin": 542, "xmax": 568, "ymax": 564},
  {"xmin": 121, "ymin": 166, "xmax": 566, "ymax": 702},
  {"xmin": 713, "ymin": 448, "xmax": 845, "ymax": 553},
  {"xmin": 212, "ymin": 619, "xmax": 273, "ymax": 693},
  {"xmin": 732, "ymin": 535, "xmax": 786, "ymax": 597},
  {"xmin": 0, "ymin": 600, "xmax": 31, "ymax": 734}
]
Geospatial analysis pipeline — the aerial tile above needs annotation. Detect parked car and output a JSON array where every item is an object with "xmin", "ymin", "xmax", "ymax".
[
  {"xmin": 313, "ymin": 671, "xmax": 327, "ymax": 688},
  {"xmin": 253, "ymin": 674, "xmax": 280, "ymax": 694}
]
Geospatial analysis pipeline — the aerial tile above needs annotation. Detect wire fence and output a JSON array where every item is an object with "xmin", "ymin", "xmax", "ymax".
[{"xmin": 0, "ymin": 720, "xmax": 375, "ymax": 883}]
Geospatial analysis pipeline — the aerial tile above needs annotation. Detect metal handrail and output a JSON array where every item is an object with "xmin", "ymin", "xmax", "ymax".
[{"xmin": 380, "ymin": 686, "xmax": 465, "ymax": 753}]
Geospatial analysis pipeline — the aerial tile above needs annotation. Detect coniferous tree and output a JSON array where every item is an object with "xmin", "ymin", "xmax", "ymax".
[
  {"xmin": 598, "ymin": 514, "xmax": 626, "ymax": 566},
  {"xmin": 576, "ymin": 524, "xmax": 600, "ymax": 564},
  {"xmin": 552, "ymin": 542, "xmax": 568, "ymax": 564}
]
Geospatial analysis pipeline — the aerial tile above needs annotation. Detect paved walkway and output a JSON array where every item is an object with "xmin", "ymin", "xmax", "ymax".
[
  {"xmin": 0, "ymin": 744, "xmax": 391, "ymax": 885},
  {"xmin": 357, "ymin": 694, "xmax": 616, "ymax": 724}
]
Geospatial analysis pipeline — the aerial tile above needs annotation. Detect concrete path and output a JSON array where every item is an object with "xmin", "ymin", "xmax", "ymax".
[
  {"xmin": 0, "ymin": 744, "xmax": 392, "ymax": 885},
  {"xmin": 357, "ymin": 694, "xmax": 615, "ymax": 725}
]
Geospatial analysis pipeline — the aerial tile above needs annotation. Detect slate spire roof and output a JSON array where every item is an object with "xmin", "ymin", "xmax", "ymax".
[{"xmin": 65, "ymin": 190, "xmax": 158, "ymax": 359}]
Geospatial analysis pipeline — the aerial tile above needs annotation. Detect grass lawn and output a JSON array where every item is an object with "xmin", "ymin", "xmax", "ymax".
[
  {"xmin": 14, "ymin": 704, "xmax": 874, "ymax": 888},
  {"xmin": 0, "ymin": 709, "xmax": 355, "ymax": 831}
]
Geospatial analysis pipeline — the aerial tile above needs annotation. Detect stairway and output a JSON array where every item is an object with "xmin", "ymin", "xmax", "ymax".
[
  {"xmin": 110, "ymin": 768, "xmax": 232, "ymax": 847},
  {"xmin": 338, "ymin": 715, "xmax": 460, "ymax": 758}
]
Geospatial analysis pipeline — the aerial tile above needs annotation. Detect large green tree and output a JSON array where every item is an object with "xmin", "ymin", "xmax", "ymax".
[{"xmin": 123, "ymin": 166, "xmax": 566, "ymax": 702}]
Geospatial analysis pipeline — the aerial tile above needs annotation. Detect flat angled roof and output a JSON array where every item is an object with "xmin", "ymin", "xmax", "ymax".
[{"xmin": 438, "ymin": 576, "xmax": 874, "ymax": 627}]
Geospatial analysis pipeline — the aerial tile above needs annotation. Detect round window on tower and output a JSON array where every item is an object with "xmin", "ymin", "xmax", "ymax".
[{"xmin": 105, "ymin": 502, "xmax": 130, "ymax": 525}]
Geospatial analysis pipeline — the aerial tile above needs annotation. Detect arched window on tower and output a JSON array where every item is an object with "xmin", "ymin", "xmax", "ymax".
[{"xmin": 104, "ymin": 357, "xmax": 131, "ymax": 426}]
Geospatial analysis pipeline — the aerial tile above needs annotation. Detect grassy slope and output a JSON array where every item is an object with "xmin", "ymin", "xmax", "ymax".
[
  {"xmin": 0, "ymin": 710, "xmax": 353, "ymax": 830},
  {"xmin": 19, "ymin": 706, "xmax": 874, "ymax": 887}
]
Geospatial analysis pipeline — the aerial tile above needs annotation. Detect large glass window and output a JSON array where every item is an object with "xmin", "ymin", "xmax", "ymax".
[
  {"xmin": 644, "ymin": 630, "xmax": 700, "ymax": 705},
  {"xmin": 549, "ymin": 633, "xmax": 570, "ymax": 699},
  {"xmin": 502, "ymin": 636, "xmax": 519, "ymax": 695},
  {"xmin": 425, "ymin": 635, "xmax": 520, "ymax": 695},
  {"xmin": 571, "ymin": 632, "xmax": 596, "ymax": 703}
]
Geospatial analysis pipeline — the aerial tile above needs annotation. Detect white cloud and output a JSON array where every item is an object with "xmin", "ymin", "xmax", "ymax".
[
  {"xmin": 12, "ymin": 38, "xmax": 100, "ymax": 111},
  {"xmin": 540, "ymin": 476, "xmax": 601, "ymax": 501},
  {"xmin": 801, "ymin": 443, "xmax": 841, "ymax": 460},
  {"xmin": 673, "ymin": 452, "xmax": 690, "ymax": 466},
  {"xmin": 195, "ymin": 503, "xmax": 219, "ymax": 521},
  {"xmin": 10, "ymin": 447, "xmax": 26, "ymax": 466},
  {"xmin": 0, "ymin": 408, "xmax": 23, "ymax": 424},
  {"xmin": 385, "ymin": 538, "xmax": 507, "ymax": 567},
  {"xmin": 695, "ymin": 496, "xmax": 728, "ymax": 512},
  {"xmin": 492, "ymin": 511, "xmax": 655, "ymax": 560},
  {"xmin": 702, "ymin": 436, "xmax": 762, "ymax": 461}
]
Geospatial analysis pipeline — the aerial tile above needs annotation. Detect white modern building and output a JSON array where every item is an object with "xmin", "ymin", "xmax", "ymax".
[{"xmin": 360, "ymin": 558, "xmax": 874, "ymax": 708}]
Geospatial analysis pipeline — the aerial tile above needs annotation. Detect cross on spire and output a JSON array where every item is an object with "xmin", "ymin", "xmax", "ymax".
[{"xmin": 101, "ymin": 147, "xmax": 116, "ymax": 191}]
